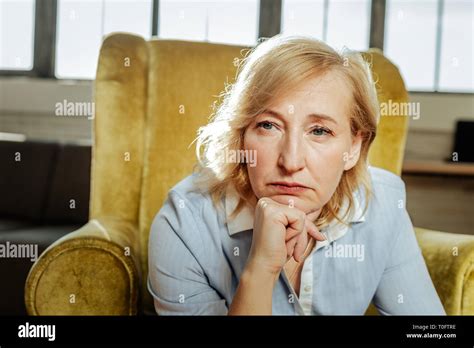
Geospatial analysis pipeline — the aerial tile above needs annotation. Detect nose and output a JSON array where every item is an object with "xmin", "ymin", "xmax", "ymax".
[{"xmin": 277, "ymin": 130, "xmax": 305, "ymax": 174}]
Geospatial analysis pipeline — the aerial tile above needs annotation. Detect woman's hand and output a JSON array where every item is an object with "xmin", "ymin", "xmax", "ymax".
[
  {"xmin": 229, "ymin": 197, "xmax": 325, "ymax": 315},
  {"xmin": 246, "ymin": 197, "xmax": 326, "ymax": 278}
]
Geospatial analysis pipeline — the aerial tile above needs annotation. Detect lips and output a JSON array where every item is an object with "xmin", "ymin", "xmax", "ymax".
[{"xmin": 269, "ymin": 181, "xmax": 309, "ymax": 194}]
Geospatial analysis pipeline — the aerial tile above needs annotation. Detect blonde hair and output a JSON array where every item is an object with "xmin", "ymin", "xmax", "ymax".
[{"xmin": 195, "ymin": 35, "xmax": 379, "ymax": 228}]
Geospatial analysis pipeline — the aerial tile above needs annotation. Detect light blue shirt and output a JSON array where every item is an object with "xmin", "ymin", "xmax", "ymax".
[{"xmin": 147, "ymin": 166, "xmax": 446, "ymax": 315}]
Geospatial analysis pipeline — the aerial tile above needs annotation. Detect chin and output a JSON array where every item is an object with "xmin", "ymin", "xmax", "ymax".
[{"xmin": 269, "ymin": 194, "xmax": 310, "ymax": 211}]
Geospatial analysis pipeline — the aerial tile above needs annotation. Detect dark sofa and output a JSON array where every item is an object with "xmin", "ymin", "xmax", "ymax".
[{"xmin": 0, "ymin": 139, "xmax": 91, "ymax": 314}]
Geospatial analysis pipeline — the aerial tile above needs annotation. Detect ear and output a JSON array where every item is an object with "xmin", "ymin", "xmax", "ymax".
[{"xmin": 343, "ymin": 131, "xmax": 363, "ymax": 171}]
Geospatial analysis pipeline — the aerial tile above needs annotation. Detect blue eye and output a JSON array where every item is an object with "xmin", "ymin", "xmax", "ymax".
[
  {"xmin": 312, "ymin": 127, "xmax": 330, "ymax": 136},
  {"xmin": 257, "ymin": 121, "xmax": 274, "ymax": 130}
]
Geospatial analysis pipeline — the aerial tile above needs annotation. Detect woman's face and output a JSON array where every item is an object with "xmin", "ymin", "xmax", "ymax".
[{"xmin": 243, "ymin": 70, "xmax": 362, "ymax": 216}]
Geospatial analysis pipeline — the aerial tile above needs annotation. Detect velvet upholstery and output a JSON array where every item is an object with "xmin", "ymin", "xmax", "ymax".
[
  {"xmin": 25, "ymin": 33, "xmax": 474, "ymax": 316},
  {"xmin": 25, "ymin": 217, "xmax": 139, "ymax": 315}
]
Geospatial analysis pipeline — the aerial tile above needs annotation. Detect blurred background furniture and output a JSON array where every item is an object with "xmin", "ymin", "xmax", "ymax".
[
  {"xmin": 401, "ymin": 119, "xmax": 474, "ymax": 236},
  {"xmin": 0, "ymin": 140, "xmax": 90, "ymax": 314},
  {"xmin": 24, "ymin": 33, "xmax": 474, "ymax": 316}
]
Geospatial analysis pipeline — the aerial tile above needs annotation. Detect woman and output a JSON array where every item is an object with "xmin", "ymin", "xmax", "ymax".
[{"xmin": 147, "ymin": 35, "xmax": 445, "ymax": 315}]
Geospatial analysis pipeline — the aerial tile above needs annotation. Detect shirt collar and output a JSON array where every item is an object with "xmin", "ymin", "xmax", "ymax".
[
  {"xmin": 224, "ymin": 184, "xmax": 255, "ymax": 235},
  {"xmin": 224, "ymin": 184, "xmax": 366, "ymax": 248}
]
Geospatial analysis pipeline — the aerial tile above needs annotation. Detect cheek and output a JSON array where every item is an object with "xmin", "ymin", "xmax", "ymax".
[
  {"xmin": 246, "ymin": 153, "xmax": 274, "ymax": 195},
  {"xmin": 308, "ymin": 142, "xmax": 346, "ymax": 173},
  {"xmin": 244, "ymin": 134, "xmax": 276, "ymax": 195},
  {"xmin": 307, "ymin": 143, "xmax": 347, "ymax": 193},
  {"xmin": 244, "ymin": 132, "xmax": 278, "ymax": 171}
]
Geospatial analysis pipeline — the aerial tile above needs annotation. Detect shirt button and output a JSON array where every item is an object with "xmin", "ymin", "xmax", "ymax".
[{"xmin": 304, "ymin": 285, "xmax": 312, "ymax": 292}]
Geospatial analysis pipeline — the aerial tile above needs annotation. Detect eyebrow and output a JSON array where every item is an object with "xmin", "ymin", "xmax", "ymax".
[{"xmin": 260, "ymin": 109, "xmax": 339, "ymax": 126}]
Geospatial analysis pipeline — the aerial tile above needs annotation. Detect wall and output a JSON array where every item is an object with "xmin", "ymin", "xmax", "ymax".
[{"xmin": 0, "ymin": 78, "xmax": 93, "ymax": 143}]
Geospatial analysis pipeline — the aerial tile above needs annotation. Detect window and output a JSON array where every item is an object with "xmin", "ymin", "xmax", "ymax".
[
  {"xmin": 438, "ymin": 0, "xmax": 473, "ymax": 92},
  {"xmin": 55, "ymin": 0, "xmax": 152, "ymax": 79},
  {"xmin": 1, "ymin": 0, "xmax": 472, "ymax": 93},
  {"xmin": 158, "ymin": 0, "xmax": 260, "ymax": 46},
  {"xmin": 55, "ymin": 0, "xmax": 259, "ymax": 79},
  {"xmin": 326, "ymin": 0, "xmax": 371, "ymax": 51},
  {"xmin": 385, "ymin": 0, "xmax": 439, "ymax": 91},
  {"xmin": 385, "ymin": 0, "xmax": 473, "ymax": 92},
  {"xmin": 281, "ymin": 0, "xmax": 371, "ymax": 52},
  {"xmin": 281, "ymin": 0, "xmax": 325, "ymax": 39},
  {"xmin": 0, "ymin": 0, "xmax": 35, "ymax": 70}
]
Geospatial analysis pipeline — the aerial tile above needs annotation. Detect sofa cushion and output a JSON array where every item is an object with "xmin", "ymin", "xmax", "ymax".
[
  {"xmin": 43, "ymin": 143, "xmax": 91, "ymax": 223},
  {"xmin": 0, "ymin": 140, "xmax": 58, "ymax": 220},
  {"xmin": 0, "ymin": 218, "xmax": 34, "ymax": 232}
]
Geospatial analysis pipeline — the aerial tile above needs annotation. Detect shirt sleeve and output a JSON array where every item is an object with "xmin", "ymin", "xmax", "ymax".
[
  {"xmin": 147, "ymin": 191, "xmax": 228, "ymax": 315},
  {"xmin": 372, "ymin": 181, "xmax": 446, "ymax": 315}
]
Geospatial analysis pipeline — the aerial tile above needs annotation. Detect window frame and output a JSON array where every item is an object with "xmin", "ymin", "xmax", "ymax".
[
  {"xmin": 382, "ymin": 0, "xmax": 472, "ymax": 94},
  {"xmin": 0, "ymin": 0, "xmax": 471, "ymax": 95},
  {"xmin": 0, "ymin": 0, "xmax": 56, "ymax": 77}
]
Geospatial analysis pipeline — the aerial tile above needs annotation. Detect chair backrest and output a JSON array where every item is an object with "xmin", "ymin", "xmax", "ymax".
[
  {"xmin": 139, "ymin": 40, "xmax": 244, "ymax": 312},
  {"xmin": 362, "ymin": 49, "xmax": 409, "ymax": 175},
  {"xmin": 93, "ymin": 34, "xmax": 150, "ymax": 311},
  {"xmin": 93, "ymin": 34, "xmax": 409, "ymax": 314}
]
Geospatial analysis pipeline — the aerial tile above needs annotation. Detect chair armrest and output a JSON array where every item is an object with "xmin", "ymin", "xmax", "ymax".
[
  {"xmin": 25, "ymin": 217, "xmax": 140, "ymax": 315},
  {"xmin": 414, "ymin": 227, "xmax": 474, "ymax": 315}
]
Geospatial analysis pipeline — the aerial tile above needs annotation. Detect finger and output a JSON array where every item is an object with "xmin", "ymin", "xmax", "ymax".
[
  {"xmin": 306, "ymin": 208, "xmax": 321, "ymax": 222},
  {"xmin": 305, "ymin": 219, "xmax": 326, "ymax": 241},
  {"xmin": 293, "ymin": 229, "xmax": 308, "ymax": 262},
  {"xmin": 286, "ymin": 236, "xmax": 298, "ymax": 259},
  {"xmin": 285, "ymin": 227, "xmax": 301, "ymax": 242},
  {"xmin": 257, "ymin": 197, "xmax": 305, "ymax": 241},
  {"xmin": 282, "ymin": 208, "xmax": 306, "ymax": 238}
]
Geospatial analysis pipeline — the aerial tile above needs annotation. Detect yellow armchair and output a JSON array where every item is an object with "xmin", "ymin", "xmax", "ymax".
[{"xmin": 25, "ymin": 33, "xmax": 474, "ymax": 316}]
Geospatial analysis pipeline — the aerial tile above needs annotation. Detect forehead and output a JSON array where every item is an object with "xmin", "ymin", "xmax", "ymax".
[{"xmin": 266, "ymin": 70, "xmax": 353, "ymax": 123}]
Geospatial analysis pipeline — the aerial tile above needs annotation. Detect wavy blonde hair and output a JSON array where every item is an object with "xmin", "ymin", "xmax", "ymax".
[{"xmin": 195, "ymin": 35, "xmax": 379, "ymax": 228}]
